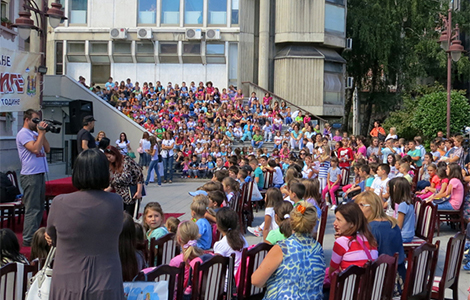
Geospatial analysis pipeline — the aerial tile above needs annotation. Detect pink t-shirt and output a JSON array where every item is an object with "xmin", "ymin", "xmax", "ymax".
[
  {"xmin": 357, "ymin": 145, "xmax": 367, "ymax": 158},
  {"xmin": 449, "ymin": 178, "xmax": 464, "ymax": 210}
]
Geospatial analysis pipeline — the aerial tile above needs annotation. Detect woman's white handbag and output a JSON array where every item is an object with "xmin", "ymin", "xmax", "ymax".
[{"xmin": 26, "ymin": 247, "xmax": 56, "ymax": 300}]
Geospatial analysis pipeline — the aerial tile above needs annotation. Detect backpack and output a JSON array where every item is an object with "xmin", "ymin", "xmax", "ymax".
[{"xmin": 0, "ymin": 172, "xmax": 20, "ymax": 203}]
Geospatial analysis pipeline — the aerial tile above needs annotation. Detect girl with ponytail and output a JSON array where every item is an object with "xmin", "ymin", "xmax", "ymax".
[
  {"xmin": 169, "ymin": 221, "xmax": 212, "ymax": 297},
  {"xmin": 266, "ymin": 201, "xmax": 293, "ymax": 245},
  {"xmin": 214, "ymin": 207, "xmax": 248, "ymax": 272}
]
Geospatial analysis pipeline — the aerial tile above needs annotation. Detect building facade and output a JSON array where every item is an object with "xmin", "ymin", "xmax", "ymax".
[{"xmin": 46, "ymin": 0, "xmax": 347, "ymax": 118}]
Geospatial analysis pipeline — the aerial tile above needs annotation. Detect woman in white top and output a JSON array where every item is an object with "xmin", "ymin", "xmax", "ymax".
[
  {"xmin": 138, "ymin": 132, "xmax": 151, "ymax": 170},
  {"xmin": 161, "ymin": 131, "xmax": 175, "ymax": 183},
  {"xmin": 116, "ymin": 132, "xmax": 131, "ymax": 154}
]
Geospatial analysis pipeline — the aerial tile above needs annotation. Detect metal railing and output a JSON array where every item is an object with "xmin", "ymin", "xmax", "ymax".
[
  {"xmin": 47, "ymin": 148, "xmax": 64, "ymax": 164},
  {"xmin": 241, "ymin": 81, "xmax": 327, "ymax": 123}
]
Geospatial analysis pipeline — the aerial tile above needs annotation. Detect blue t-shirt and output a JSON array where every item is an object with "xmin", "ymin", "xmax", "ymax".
[
  {"xmin": 397, "ymin": 202, "xmax": 415, "ymax": 242},
  {"xmin": 407, "ymin": 149, "xmax": 422, "ymax": 167},
  {"xmin": 369, "ymin": 221, "xmax": 405, "ymax": 265},
  {"xmin": 253, "ymin": 167, "xmax": 265, "ymax": 189},
  {"xmin": 196, "ymin": 218, "xmax": 212, "ymax": 250}
]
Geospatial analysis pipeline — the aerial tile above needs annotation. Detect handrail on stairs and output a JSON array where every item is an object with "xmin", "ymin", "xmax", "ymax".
[{"xmin": 241, "ymin": 81, "xmax": 327, "ymax": 123}]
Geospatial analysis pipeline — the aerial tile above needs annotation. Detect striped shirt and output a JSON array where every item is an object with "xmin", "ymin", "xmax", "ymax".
[
  {"xmin": 330, "ymin": 234, "xmax": 378, "ymax": 271},
  {"xmin": 319, "ymin": 161, "xmax": 330, "ymax": 178}
]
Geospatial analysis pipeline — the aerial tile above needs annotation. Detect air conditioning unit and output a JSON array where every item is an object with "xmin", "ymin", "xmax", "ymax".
[
  {"xmin": 206, "ymin": 29, "xmax": 221, "ymax": 40},
  {"xmin": 185, "ymin": 28, "xmax": 202, "ymax": 40},
  {"xmin": 110, "ymin": 28, "xmax": 127, "ymax": 39},
  {"xmin": 346, "ymin": 38, "xmax": 353, "ymax": 50},
  {"xmin": 346, "ymin": 77, "xmax": 354, "ymax": 89},
  {"xmin": 137, "ymin": 28, "xmax": 153, "ymax": 39}
]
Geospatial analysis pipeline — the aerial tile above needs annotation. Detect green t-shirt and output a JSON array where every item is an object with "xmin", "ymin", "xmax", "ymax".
[
  {"xmin": 253, "ymin": 134, "xmax": 263, "ymax": 142},
  {"xmin": 266, "ymin": 228, "xmax": 286, "ymax": 245},
  {"xmin": 407, "ymin": 149, "xmax": 422, "ymax": 167},
  {"xmin": 254, "ymin": 167, "xmax": 265, "ymax": 189},
  {"xmin": 155, "ymin": 128, "xmax": 165, "ymax": 140}
]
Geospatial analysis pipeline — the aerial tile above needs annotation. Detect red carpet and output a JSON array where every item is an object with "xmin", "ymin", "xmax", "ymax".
[{"xmin": 1, "ymin": 212, "xmax": 185, "ymax": 260}]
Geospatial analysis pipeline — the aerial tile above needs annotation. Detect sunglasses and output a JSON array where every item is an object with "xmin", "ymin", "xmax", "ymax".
[{"xmin": 358, "ymin": 203, "xmax": 371, "ymax": 208}]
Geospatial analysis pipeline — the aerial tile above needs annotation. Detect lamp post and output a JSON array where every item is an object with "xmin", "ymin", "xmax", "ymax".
[
  {"xmin": 12, "ymin": 1, "xmax": 66, "ymax": 107},
  {"xmin": 437, "ymin": 7, "xmax": 465, "ymax": 138}
]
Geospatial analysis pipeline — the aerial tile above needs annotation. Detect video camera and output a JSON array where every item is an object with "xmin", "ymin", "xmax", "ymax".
[{"xmin": 32, "ymin": 118, "xmax": 62, "ymax": 134}]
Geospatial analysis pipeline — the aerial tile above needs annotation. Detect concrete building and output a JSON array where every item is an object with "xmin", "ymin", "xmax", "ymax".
[{"xmin": 45, "ymin": 0, "xmax": 347, "ymax": 119}]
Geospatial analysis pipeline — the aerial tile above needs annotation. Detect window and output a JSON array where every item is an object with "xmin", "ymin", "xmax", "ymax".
[
  {"xmin": 138, "ymin": 0, "xmax": 156, "ymax": 24},
  {"xmin": 161, "ymin": 0, "xmax": 179, "ymax": 24},
  {"xmin": 89, "ymin": 42, "xmax": 110, "ymax": 64},
  {"xmin": 208, "ymin": 0, "xmax": 227, "ymax": 25},
  {"xmin": 325, "ymin": 4, "xmax": 345, "ymax": 34},
  {"xmin": 136, "ymin": 42, "xmax": 155, "ymax": 63},
  {"xmin": 231, "ymin": 0, "xmax": 239, "ymax": 25},
  {"xmin": 326, "ymin": 0, "xmax": 344, "ymax": 5},
  {"xmin": 55, "ymin": 41, "xmax": 63, "ymax": 75},
  {"xmin": 1, "ymin": 0, "xmax": 8, "ymax": 19},
  {"xmin": 228, "ymin": 43, "xmax": 238, "ymax": 86},
  {"xmin": 70, "ymin": 0, "xmax": 87, "ymax": 24},
  {"xmin": 159, "ymin": 42, "xmax": 179, "ymax": 63},
  {"xmin": 67, "ymin": 41, "xmax": 87, "ymax": 62},
  {"xmin": 206, "ymin": 43, "xmax": 225, "ymax": 63},
  {"xmin": 113, "ymin": 42, "xmax": 132, "ymax": 63},
  {"xmin": 185, "ymin": 0, "xmax": 203, "ymax": 25},
  {"xmin": 91, "ymin": 64, "xmax": 110, "ymax": 84},
  {"xmin": 324, "ymin": 72, "xmax": 343, "ymax": 105},
  {"xmin": 182, "ymin": 42, "xmax": 201, "ymax": 63}
]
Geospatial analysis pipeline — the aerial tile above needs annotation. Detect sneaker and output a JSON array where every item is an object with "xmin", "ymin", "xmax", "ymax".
[
  {"xmin": 463, "ymin": 261, "xmax": 470, "ymax": 271},
  {"xmin": 330, "ymin": 205, "xmax": 337, "ymax": 211},
  {"xmin": 247, "ymin": 226, "xmax": 262, "ymax": 237}
]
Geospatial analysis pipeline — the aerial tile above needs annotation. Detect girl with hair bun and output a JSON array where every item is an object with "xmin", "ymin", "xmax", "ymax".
[
  {"xmin": 169, "ymin": 221, "xmax": 212, "ymax": 297},
  {"xmin": 214, "ymin": 208, "xmax": 248, "ymax": 273},
  {"xmin": 252, "ymin": 201, "xmax": 325, "ymax": 299},
  {"xmin": 266, "ymin": 201, "xmax": 294, "ymax": 245}
]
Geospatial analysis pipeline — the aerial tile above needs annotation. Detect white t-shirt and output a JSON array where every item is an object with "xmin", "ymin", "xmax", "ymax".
[
  {"xmin": 140, "ymin": 138, "xmax": 151, "ymax": 151},
  {"xmin": 273, "ymin": 166, "xmax": 284, "ymax": 185},
  {"xmin": 371, "ymin": 177, "xmax": 390, "ymax": 197},
  {"xmin": 274, "ymin": 136, "xmax": 283, "ymax": 145},
  {"xmin": 214, "ymin": 235, "xmax": 249, "ymax": 271},
  {"xmin": 116, "ymin": 140, "xmax": 130, "ymax": 153},
  {"xmin": 265, "ymin": 207, "xmax": 279, "ymax": 231},
  {"xmin": 161, "ymin": 139, "xmax": 174, "ymax": 157}
]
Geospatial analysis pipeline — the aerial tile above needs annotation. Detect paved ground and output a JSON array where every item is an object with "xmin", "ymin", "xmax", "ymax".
[{"xmin": 142, "ymin": 180, "xmax": 470, "ymax": 299}]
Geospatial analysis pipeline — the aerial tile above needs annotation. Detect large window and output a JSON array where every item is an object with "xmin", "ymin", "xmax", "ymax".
[
  {"xmin": 113, "ymin": 42, "xmax": 132, "ymax": 63},
  {"xmin": 183, "ymin": 42, "xmax": 201, "ymax": 63},
  {"xmin": 161, "ymin": 0, "xmax": 179, "ymax": 24},
  {"xmin": 185, "ymin": 0, "xmax": 203, "ymax": 25},
  {"xmin": 228, "ymin": 43, "xmax": 238, "ymax": 86},
  {"xmin": 325, "ymin": 4, "xmax": 345, "ymax": 34},
  {"xmin": 324, "ymin": 62, "xmax": 344, "ymax": 105},
  {"xmin": 136, "ymin": 42, "xmax": 155, "ymax": 63},
  {"xmin": 70, "ymin": 0, "xmax": 87, "ymax": 24},
  {"xmin": 55, "ymin": 41, "xmax": 64, "ymax": 75},
  {"xmin": 138, "ymin": 0, "xmax": 156, "ymax": 24},
  {"xmin": 91, "ymin": 64, "xmax": 110, "ymax": 85},
  {"xmin": 208, "ymin": 0, "xmax": 227, "ymax": 25},
  {"xmin": 1, "ymin": 0, "xmax": 9, "ymax": 19},
  {"xmin": 159, "ymin": 42, "xmax": 179, "ymax": 63},
  {"xmin": 231, "ymin": 0, "xmax": 239, "ymax": 25},
  {"xmin": 67, "ymin": 41, "xmax": 86, "ymax": 62},
  {"xmin": 89, "ymin": 42, "xmax": 110, "ymax": 64},
  {"xmin": 206, "ymin": 43, "xmax": 225, "ymax": 64}
]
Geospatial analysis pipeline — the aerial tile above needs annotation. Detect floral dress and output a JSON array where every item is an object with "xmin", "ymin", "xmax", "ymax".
[
  {"xmin": 110, "ymin": 155, "xmax": 144, "ymax": 204},
  {"xmin": 264, "ymin": 233, "xmax": 325, "ymax": 300}
]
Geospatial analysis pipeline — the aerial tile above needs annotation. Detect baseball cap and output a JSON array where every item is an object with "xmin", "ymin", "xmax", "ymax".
[{"xmin": 188, "ymin": 190, "xmax": 208, "ymax": 197}]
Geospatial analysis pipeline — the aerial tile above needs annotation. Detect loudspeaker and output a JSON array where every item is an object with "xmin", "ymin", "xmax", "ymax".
[{"xmin": 69, "ymin": 100, "xmax": 94, "ymax": 134}]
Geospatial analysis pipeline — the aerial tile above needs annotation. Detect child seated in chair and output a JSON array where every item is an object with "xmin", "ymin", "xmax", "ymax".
[{"xmin": 190, "ymin": 200, "xmax": 212, "ymax": 250}]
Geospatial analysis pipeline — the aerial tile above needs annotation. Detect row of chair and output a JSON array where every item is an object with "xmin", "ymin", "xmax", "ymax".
[
  {"xmin": 0, "ymin": 171, "xmax": 24, "ymax": 232},
  {"xmin": 330, "ymin": 232, "xmax": 466, "ymax": 300}
]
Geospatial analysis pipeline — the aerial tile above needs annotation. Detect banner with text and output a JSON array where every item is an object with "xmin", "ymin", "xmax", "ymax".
[{"xmin": 0, "ymin": 48, "xmax": 41, "ymax": 112}]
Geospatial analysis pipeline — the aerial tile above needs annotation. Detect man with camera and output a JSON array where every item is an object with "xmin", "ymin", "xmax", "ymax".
[
  {"xmin": 16, "ymin": 109, "xmax": 50, "ymax": 246},
  {"xmin": 77, "ymin": 115, "xmax": 96, "ymax": 154}
]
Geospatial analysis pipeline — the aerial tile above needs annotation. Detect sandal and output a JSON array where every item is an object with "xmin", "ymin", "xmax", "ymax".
[
  {"xmin": 163, "ymin": 180, "xmax": 167, "ymax": 183},
  {"xmin": 169, "ymin": 180, "xmax": 173, "ymax": 183}
]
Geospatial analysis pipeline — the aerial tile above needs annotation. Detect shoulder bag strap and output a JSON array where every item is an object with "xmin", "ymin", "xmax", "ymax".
[{"xmin": 355, "ymin": 235, "xmax": 372, "ymax": 260}]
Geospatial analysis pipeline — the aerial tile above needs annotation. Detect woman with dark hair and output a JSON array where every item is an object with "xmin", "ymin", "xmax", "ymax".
[
  {"xmin": 104, "ymin": 146, "xmax": 144, "ymax": 215},
  {"xmin": 116, "ymin": 132, "xmax": 131, "ymax": 155},
  {"xmin": 369, "ymin": 121, "xmax": 386, "ymax": 141},
  {"xmin": 138, "ymin": 132, "xmax": 151, "ymax": 171},
  {"xmin": 98, "ymin": 137, "xmax": 110, "ymax": 151},
  {"xmin": 328, "ymin": 202, "xmax": 378, "ymax": 279},
  {"xmin": 0, "ymin": 228, "xmax": 29, "ymax": 266},
  {"xmin": 46, "ymin": 149, "xmax": 124, "ymax": 300},
  {"xmin": 290, "ymin": 124, "xmax": 303, "ymax": 151},
  {"xmin": 161, "ymin": 131, "xmax": 175, "ymax": 183},
  {"xmin": 434, "ymin": 162, "xmax": 465, "ymax": 211},
  {"xmin": 119, "ymin": 212, "xmax": 144, "ymax": 282}
]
